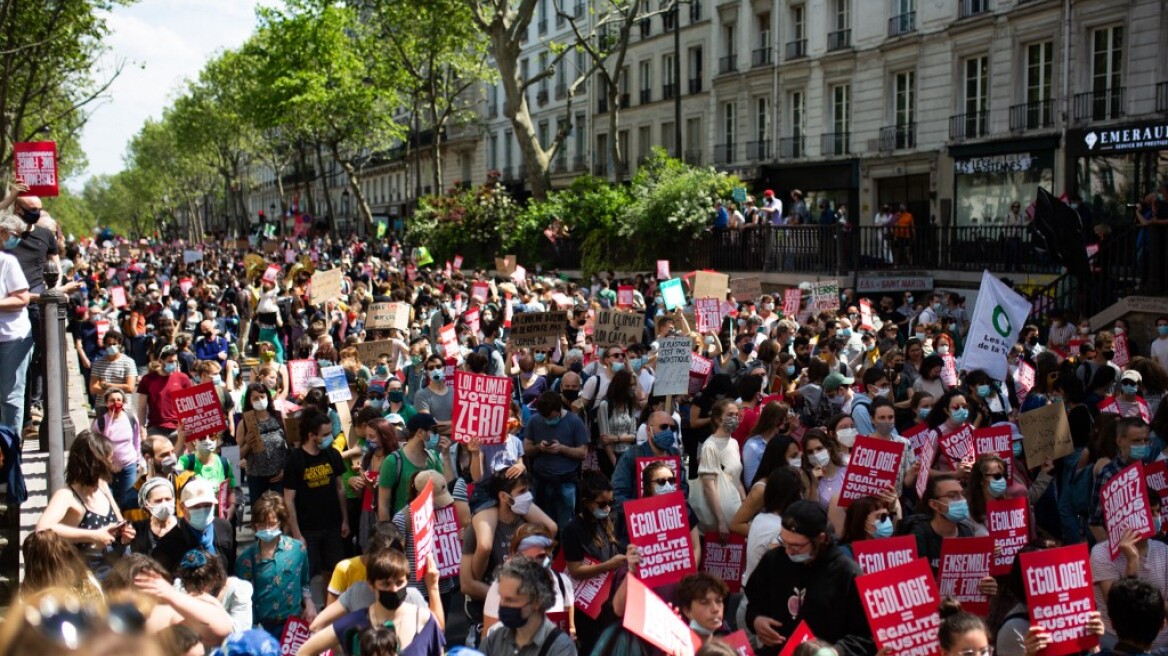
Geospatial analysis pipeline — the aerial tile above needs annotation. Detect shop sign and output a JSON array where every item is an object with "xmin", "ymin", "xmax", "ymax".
[
  {"xmin": 954, "ymin": 154, "xmax": 1038, "ymax": 175},
  {"xmin": 1083, "ymin": 122, "xmax": 1168, "ymax": 153},
  {"xmin": 856, "ymin": 275, "xmax": 933, "ymax": 293}
]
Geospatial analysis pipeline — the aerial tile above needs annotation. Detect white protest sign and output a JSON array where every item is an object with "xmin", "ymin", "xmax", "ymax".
[{"xmin": 653, "ymin": 336, "xmax": 693, "ymax": 396}]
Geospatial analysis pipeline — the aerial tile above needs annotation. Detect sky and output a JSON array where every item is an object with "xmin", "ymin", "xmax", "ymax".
[{"xmin": 75, "ymin": 0, "xmax": 267, "ymax": 187}]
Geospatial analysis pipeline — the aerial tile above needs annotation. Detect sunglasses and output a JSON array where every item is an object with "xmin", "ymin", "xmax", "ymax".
[
  {"xmin": 608, "ymin": 352, "xmax": 626, "ymax": 359},
  {"xmin": 425, "ymin": 366, "xmax": 443, "ymax": 372},
  {"xmin": 657, "ymin": 423, "xmax": 678, "ymax": 431},
  {"xmin": 593, "ymin": 500, "xmax": 614, "ymax": 510},
  {"xmin": 987, "ymin": 473, "xmax": 1006, "ymax": 480},
  {"xmin": 652, "ymin": 477, "xmax": 676, "ymax": 486}
]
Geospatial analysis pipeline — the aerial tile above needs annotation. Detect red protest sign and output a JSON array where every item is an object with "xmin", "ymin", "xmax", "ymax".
[
  {"xmin": 838, "ymin": 435, "xmax": 904, "ymax": 507},
  {"xmin": 279, "ymin": 617, "xmax": 312, "ymax": 655},
  {"xmin": 95, "ymin": 319, "xmax": 110, "ymax": 343},
  {"xmin": 110, "ymin": 286, "xmax": 127, "ymax": 308},
  {"xmin": 471, "ymin": 281, "xmax": 489, "ymax": 303},
  {"xmin": 974, "ymin": 425, "xmax": 1014, "ymax": 478},
  {"xmin": 782, "ymin": 288, "xmax": 802, "ymax": 317},
  {"xmin": 656, "ymin": 260, "xmax": 670, "ymax": 280},
  {"xmin": 263, "ymin": 264, "xmax": 281, "ymax": 284},
  {"xmin": 987, "ymin": 497, "xmax": 1029, "ymax": 576},
  {"xmin": 179, "ymin": 278, "xmax": 194, "ymax": 294},
  {"xmin": 410, "ymin": 479, "xmax": 435, "ymax": 580},
  {"xmin": 695, "ymin": 297, "xmax": 722, "ymax": 333},
  {"xmin": 940, "ymin": 354, "xmax": 958, "ymax": 388},
  {"xmin": 622, "ymin": 575, "xmax": 699, "ymax": 655},
  {"xmin": 938, "ymin": 536, "xmax": 993, "ymax": 616},
  {"xmin": 173, "ymin": 382, "xmax": 226, "ymax": 440},
  {"xmin": 902, "ymin": 424, "xmax": 930, "ymax": 459},
  {"xmin": 624, "ymin": 491, "xmax": 696, "ymax": 588},
  {"xmin": 617, "ymin": 285, "xmax": 634, "ymax": 308},
  {"xmin": 851, "ymin": 535, "xmax": 918, "ymax": 574},
  {"xmin": 433, "ymin": 504, "xmax": 461, "ymax": 578},
  {"xmin": 1102, "ymin": 461, "xmax": 1156, "ymax": 560},
  {"xmin": 463, "ymin": 307, "xmax": 481, "ymax": 336},
  {"xmin": 14, "ymin": 141, "xmax": 59, "ymax": 196},
  {"xmin": 938, "ymin": 424, "xmax": 975, "ymax": 469},
  {"xmin": 451, "ymin": 371, "xmax": 512, "ymax": 445},
  {"xmin": 453, "ymin": 255, "xmax": 463, "ymax": 271},
  {"xmin": 569, "ymin": 557, "xmax": 615, "ymax": 620},
  {"xmin": 776, "ymin": 621, "xmax": 814, "ymax": 656},
  {"xmin": 1146, "ymin": 461, "xmax": 1168, "ymax": 524},
  {"xmin": 701, "ymin": 532, "xmax": 746, "ymax": 592},
  {"xmin": 1014, "ymin": 361, "xmax": 1036, "ymax": 405},
  {"xmin": 439, "ymin": 323, "xmax": 458, "ymax": 357},
  {"xmin": 688, "ymin": 355, "xmax": 713, "ymax": 396},
  {"xmin": 635, "ymin": 456, "xmax": 682, "ymax": 498},
  {"xmin": 1021, "ymin": 545, "xmax": 1098, "ymax": 656},
  {"xmin": 856, "ymin": 558, "xmax": 941, "ymax": 656},
  {"xmin": 859, "ymin": 299, "xmax": 875, "ymax": 331},
  {"xmin": 287, "ymin": 359, "xmax": 319, "ymax": 397},
  {"xmin": 1113, "ymin": 333, "xmax": 1130, "ymax": 367}
]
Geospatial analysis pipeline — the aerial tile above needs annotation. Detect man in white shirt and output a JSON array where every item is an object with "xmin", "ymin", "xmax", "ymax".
[
  {"xmin": 0, "ymin": 213, "xmax": 31, "ymax": 433},
  {"xmin": 758, "ymin": 189, "xmax": 783, "ymax": 225},
  {"xmin": 1152, "ymin": 316, "xmax": 1168, "ymax": 371}
]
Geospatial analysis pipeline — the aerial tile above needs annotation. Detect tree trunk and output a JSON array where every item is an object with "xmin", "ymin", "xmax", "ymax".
[
  {"xmin": 428, "ymin": 91, "xmax": 443, "ymax": 195},
  {"xmin": 492, "ymin": 31, "xmax": 550, "ymax": 199},
  {"xmin": 331, "ymin": 142, "xmax": 375, "ymax": 235},
  {"xmin": 607, "ymin": 83, "xmax": 623, "ymax": 182},
  {"xmin": 313, "ymin": 141, "xmax": 335, "ymax": 225},
  {"xmin": 296, "ymin": 140, "xmax": 316, "ymax": 216}
]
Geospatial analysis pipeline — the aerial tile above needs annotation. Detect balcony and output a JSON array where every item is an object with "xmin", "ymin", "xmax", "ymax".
[
  {"xmin": 640, "ymin": 88, "xmax": 651, "ymax": 104},
  {"xmin": 958, "ymin": 0, "xmax": 989, "ymax": 19},
  {"xmin": 785, "ymin": 39, "xmax": 807, "ymax": 60},
  {"xmin": 553, "ymin": 156, "xmax": 568, "ymax": 173},
  {"xmin": 949, "ymin": 110, "xmax": 989, "ymax": 141},
  {"xmin": 684, "ymin": 149, "xmax": 702, "ymax": 165},
  {"xmin": 821, "ymin": 132, "xmax": 851, "ymax": 156},
  {"xmin": 1009, "ymin": 100, "xmax": 1054, "ymax": 131},
  {"xmin": 714, "ymin": 142, "xmax": 735, "ymax": 164},
  {"xmin": 746, "ymin": 140, "xmax": 772, "ymax": 161},
  {"xmin": 718, "ymin": 54, "xmax": 738, "ymax": 75},
  {"xmin": 573, "ymin": 154, "xmax": 587, "ymax": 172},
  {"xmin": 598, "ymin": 97, "xmax": 608, "ymax": 113},
  {"xmin": 1074, "ymin": 88, "xmax": 1124, "ymax": 121},
  {"xmin": 879, "ymin": 123, "xmax": 917, "ymax": 151},
  {"xmin": 1158, "ymin": 82, "xmax": 1168, "ymax": 113},
  {"xmin": 536, "ymin": 89, "xmax": 549, "ymax": 106},
  {"xmin": 779, "ymin": 136, "xmax": 805, "ymax": 159},
  {"xmin": 620, "ymin": 92, "xmax": 630, "ymax": 108},
  {"xmin": 538, "ymin": 19, "xmax": 547, "ymax": 35},
  {"xmin": 827, "ymin": 29, "xmax": 851, "ymax": 51},
  {"xmin": 555, "ymin": 83, "xmax": 567, "ymax": 100},
  {"xmin": 888, "ymin": 11, "xmax": 916, "ymax": 36},
  {"xmin": 593, "ymin": 161, "xmax": 608, "ymax": 176},
  {"xmin": 751, "ymin": 47, "xmax": 774, "ymax": 67},
  {"xmin": 689, "ymin": 78, "xmax": 703, "ymax": 94},
  {"xmin": 663, "ymin": 83, "xmax": 677, "ymax": 100}
]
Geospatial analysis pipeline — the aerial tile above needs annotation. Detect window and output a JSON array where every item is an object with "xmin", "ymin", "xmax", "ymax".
[
  {"xmin": 724, "ymin": 23, "xmax": 736, "ymax": 56},
  {"xmin": 489, "ymin": 134, "xmax": 498, "ymax": 169},
  {"xmin": 538, "ymin": 52, "xmax": 549, "ymax": 95},
  {"xmin": 895, "ymin": 70, "xmax": 915, "ymax": 127},
  {"xmin": 504, "ymin": 130, "xmax": 513, "ymax": 169},
  {"xmin": 833, "ymin": 84, "xmax": 850, "ymax": 136},
  {"xmin": 596, "ymin": 134, "xmax": 609, "ymax": 170},
  {"xmin": 663, "ymin": 53, "xmax": 675, "ymax": 86},
  {"xmin": 755, "ymin": 96, "xmax": 769, "ymax": 143},
  {"xmin": 724, "ymin": 101, "xmax": 736, "ymax": 144},
  {"xmin": 791, "ymin": 5, "xmax": 805, "ymax": 41},
  {"xmin": 1027, "ymin": 42, "xmax": 1053, "ymax": 104},
  {"xmin": 689, "ymin": 0, "xmax": 702, "ymax": 23},
  {"xmin": 663, "ymin": 4, "xmax": 675, "ymax": 31},
  {"xmin": 834, "ymin": 0, "xmax": 850, "ymax": 31},
  {"xmin": 791, "ymin": 92, "xmax": 804, "ymax": 138},
  {"xmin": 964, "ymin": 55, "xmax": 988, "ymax": 120},
  {"xmin": 639, "ymin": 60, "xmax": 651, "ymax": 91},
  {"xmin": 661, "ymin": 121, "xmax": 675, "ymax": 154},
  {"xmin": 758, "ymin": 13, "xmax": 770, "ymax": 48},
  {"xmin": 574, "ymin": 112, "xmax": 586, "ymax": 159},
  {"xmin": 638, "ymin": 125, "xmax": 651, "ymax": 160},
  {"xmin": 538, "ymin": 120, "xmax": 549, "ymax": 149},
  {"xmin": 554, "ymin": 118, "xmax": 566, "ymax": 167},
  {"xmin": 618, "ymin": 130, "xmax": 630, "ymax": 174},
  {"xmin": 1092, "ymin": 26, "xmax": 1123, "ymax": 95},
  {"xmin": 685, "ymin": 117, "xmax": 702, "ymax": 161},
  {"xmin": 689, "ymin": 45, "xmax": 704, "ymax": 90}
]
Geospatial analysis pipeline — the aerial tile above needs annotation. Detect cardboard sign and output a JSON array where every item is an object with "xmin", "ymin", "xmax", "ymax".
[
  {"xmin": 695, "ymin": 297, "xmax": 722, "ymax": 333},
  {"xmin": 622, "ymin": 575, "xmax": 699, "ymax": 656},
  {"xmin": 653, "ymin": 336, "xmax": 693, "ymax": 397},
  {"xmin": 693, "ymin": 271, "xmax": 729, "ymax": 300},
  {"xmin": 776, "ymin": 622, "xmax": 813, "ymax": 656},
  {"xmin": 688, "ymin": 355, "xmax": 713, "ymax": 396},
  {"xmin": 701, "ymin": 532, "xmax": 746, "ymax": 593},
  {"xmin": 973, "ymin": 425, "xmax": 1014, "ymax": 478},
  {"xmin": 1019, "ymin": 402, "xmax": 1073, "ymax": 466},
  {"xmin": 14, "ymin": 141, "xmax": 59, "ymax": 196},
  {"xmin": 1020, "ymin": 545, "xmax": 1098, "ymax": 656},
  {"xmin": 635, "ymin": 456, "xmax": 683, "ymax": 498},
  {"xmin": 811, "ymin": 281, "xmax": 840, "ymax": 312},
  {"xmin": 940, "ymin": 353, "xmax": 958, "ymax": 387},
  {"xmin": 938, "ymin": 424, "xmax": 975, "ymax": 468},
  {"xmin": 659, "ymin": 277, "xmax": 686, "ymax": 310},
  {"xmin": 569, "ymin": 558, "xmax": 615, "ymax": 620},
  {"xmin": 173, "ymin": 382, "xmax": 227, "ymax": 440},
  {"xmin": 433, "ymin": 504, "xmax": 461, "ymax": 578},
  {"xmin": 593, "ymin": 310, "xmax": 643, "ymax": 348},
  {"xmin": 624, "ymin": 491, "xmax": 696, "ymax": 588},
  {"xmin": 410, "ymin": 479, "xmax": 435, "ymax": 580},
  {"xmin": 1113, "ymin": 333, "xmax": 1130, "ymax": 367},
  {"xmin": 279, "ymin": 617, "xmax": 312, "ymax": 655},
  {"xmin": 471, "ymin": 282, "xmax": 489, "ymax": 304},
  {"xmin": 309, "ymin": 268, "xmax": 343, "ymax": 305},
  {"xmin": 1102, "ymin": 461, "xmax": 1156, "ymax": 560},
  {"xmin": 851, "ymin": 535, "xmax": 918, "ymax": 574},
  {"xmin": 856, "ymin": 558, "xmax": 941, "ymax": 656},
  {"xmin": 321, "ymin": 365, "xmax": 352, "ymax": 403},
  {"xmin": 109, "ymin": 286, "xmax": 127, "ymax": 308},
  {"xmin": 656, "ymin": 260, "xmax": 670, "ymax": 280},
  {"xmin": 782, "ymin": 288, "xmax": 803, "ymax": 317},
  {"xmin": 494, "ymin": 255, "xmax": 517, "ymax": 275},
  {"xmin": 354, "ymin": 339, "xmax": 394, "ymax": 369},
  {"xmin": 938, "ymin": 536, "xmax": 993, "ymax": 616},
  {"xmin": 838, "ymin": 435, "xmax": 904, "ymax": 507},
  {"xmin": 367, "ymin": 302, "xmax": 409, "ymax": 331},
  {"xmin": 509, "ymin": 311, "xmax": 566, "ymax": 349},
  {"xmin": 617, "ymin": 285, "xmax": 634, "ymax": 308},
  {"xmin": 451, "ymin": 371, "xmax": 512, "ymax": 445},
  {"xmin": 728, "ymin": 276, "xmax": 761, "ymax": 302},
  {"xmin": 987, "ymin": 497, "xmax": 1029, "ymax": 576},
  {"xmin": 287, "ymin": 359, "xmax": 319, "ymax": 397},
  {"xmin": 859, "ymin": 299, "xmax": 875, "ymax": 330}
]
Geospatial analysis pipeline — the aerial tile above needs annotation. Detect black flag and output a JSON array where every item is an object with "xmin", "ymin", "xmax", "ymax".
[{"xmin": 1032, "ymin": 187, "xmax": 1090, "ymax": 281}]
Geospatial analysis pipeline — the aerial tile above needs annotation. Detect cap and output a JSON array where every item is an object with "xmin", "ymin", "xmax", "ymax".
[
  {"xmin": 764, "ymin": 189, "xmax": 775, "ymax": 197},
  {"xmin": 822, "ymin": 372, "xmax": 855, "ymax": 391},
  {"xmin": 181, "ymin": 478, "xmax": 219, "ymax": 508},
  {"xmin": 368, "ymin": 379, "xmax": 386, "ymax": 394},
  {"xmin": 782, "ymin": 500, "xmax": 828, "ymax": 540},
  {"xmin": 1121, "ymin": 370, "xmax": 1142, "ymax": 384},
  {"xmin": 414, "ymin": 469, "xmax": 454, "ymax": 507},
  {"xmin": 407, "ymin": 413, "xmax": 438, "ymax": 435},
  {"xmin": 159, "ymin": 345, "xmax": 178, "ymax": 358},
  {"xmin": 386, "ymin": 413, "xmax": 405, "ymax": 426}
]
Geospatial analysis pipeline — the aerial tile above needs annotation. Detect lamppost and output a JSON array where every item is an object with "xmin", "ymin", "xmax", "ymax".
[
  {"xmin": 270, "ymin": 203, "xmax": 278, "ymax": 237},
  {"xmin": 341, "ymin": 189, "xmax": 351, "ymax": 236}
]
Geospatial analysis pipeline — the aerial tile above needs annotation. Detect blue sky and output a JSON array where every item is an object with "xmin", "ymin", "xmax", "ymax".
[{"xmin": 75, "ymin": 0, "xmax": 267, "ymax": 186}]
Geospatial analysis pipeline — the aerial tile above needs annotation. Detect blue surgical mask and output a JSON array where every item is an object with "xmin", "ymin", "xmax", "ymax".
[
  {"xmin": 164, "ymin": 363, "xmax": 177, "ymax": 374},
  {"xmin": 656, "ymin": 482, "xmax": 677, "ymax": 495},
  {"xmin": 630, "ymin": 357, "xmax": 644, "ymax": 372},
  {"xmin": 611, "ymin": 362, "xmax": 625, "ymax": 373},
  {"xmin": 255, "ymin": 528, "xmax": 281, "ymax": 542},
  {"xmin": 1012, "ymin": 441, "xmax": 1024, "ymax": 458},
  {"xmin": 367, "ymin": 399, "xmax": 384, "ymax": 411},
  {"xmin": 544, "ymin": 416, "xmax": 560, "ymax": 427},
  {"xmin": 840, "ymin": 328, "xmax": 852, "ymax": 338},
  {"xmin": 785, "ymin": 365, "xmax": 796, "ymax": 376},
  {"xmin": 951, "ymin": 408, "xmax": 970, "ymax": 424},
  {"xmin": 976, "ymin": 384, "xmax": 991, "ymax": 398},
  {"xmin": 873, "ymin": 517, "xmax": 894, "ymax": 538},
  {"xmin": 592, "ymin": 508, "xmax": 610, "ymax": 520},
  {"xmin": 652, "ymin": 429, "xmax": 676, "ymax": 450},
  {"xmin": 988, "ymin": 477, "xmax": 1008, "ymax": 498},
  {"xmin": 320, "ymin": 434, "xmax": 334, "ymax": 450},
  {"xmin": 2, "ymin": 235, "xmax": 19, "ymax": 250},
  {"xmin": 1122, "ymin": 383, "xmax": 1139, "ymax": 395},
  {"xmin": 1130, "ymin": 444, "xmax": 1151, "ymax": 460},
  {"xmin": 943, "ymin": 499, "xmax": 970, "ymax": 523},
  {"xmin": 919, "ymin": 407, "xmax": 931, "ymax": 420},
  {"xmin": 689, "ymin": 619, "xmax": 713, "ymax": 636},
  {"xmin": 1159, "ymin": 325, "xmax": 1168, "ymax": 337},
  {"xmin": 427, "ymin": 433, "xmax": 440, "ymax": 450},
  {"xmin": 187, "ymin": 507, "xmax": 214, "ymax": 531},
  {"xmin": 534, "ymin": 352, "xmax": 547, "ymax": 363},
  {"xmin": 788, "ymin": 552, "xmax": 812, "ymax": 564}
]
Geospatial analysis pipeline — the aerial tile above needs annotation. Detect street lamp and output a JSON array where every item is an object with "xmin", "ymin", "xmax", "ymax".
[{"xmin": 341, "ymin": 190, "xmax": 351, "ymax": 235}]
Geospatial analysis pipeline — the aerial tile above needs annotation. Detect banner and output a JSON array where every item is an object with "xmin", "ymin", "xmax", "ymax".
[
  {"xmin": 287, "ymin": 359, "xmax": 319, "ymax": 397},
  {"xmin": 13, "ymin": 141, "xmax": 59, "ymax": 196},
  {"xmin": 973, "ymin": 425, "xmax": 1014, "ymax": 478},
  {"xmin": 279, "ymin": 617, "xmax": 312, "ymax": 655},
  {"xmin": 464, "ymin": 308, "xmax": 481, "ymax": 336},
  {"xmin": 776, "ymin": 622, "xmax": 814, "ymax": 656},
  {"xmin": 1102, "ymin": 461, "xmax": 1156, "ymax": 560},
  {"xmin": 636, "ymin": 456, "xmax": 682, "ymax": 498},
  {"xmin": 410, "ymin": 479, "xmax": 435, "ymax": 580},
  {"xmin": 839, "ymin": 435, "xmax": 904, "ymax": 507},
  {"xmin": 179, "ymin": 277, "xmax": 194, "ymax": 294},
  {"xmin": 510, "ymin": 311, "xmax": 567, "ymax": 349},
  {"xmin": 622, "ymin": 575, "xmax": 699, "ymax": 655},
  {"xmin": 439, "ymin": 323, "xmax": 458, "ymax": 357},
  {"xmin": 321, "ymin": 365, "xmax": 352, "ymax": 403},
  {"xmin": 433, "ymin": 504, "xmax": 462, "ymax": 578},
  {"xmin": 659, "ymin": 278, "xmax": 686, "ymax": 310},
  {"xmin": 693, "ymin": 271, "xmax": 729, "ymax": 300},
  {"xmin": 916, "ymin": 434, "xmax": 937, "ymax": 499},
  {"xmin": 182, "ymin": 249, "xmax": 203, "ymax": 263},
  {"xmin": 962, "ymin": 271, "xmax": 1032, "ymax": 381},
  {"xmin": 593, "ymin": 310, "xmax": 643, "ymax": 348},
  {"xmin": 309, "ymin": 268, "xmax": 343, "ymax": 305},
  {"xmin": 451, "ymin": 371, "xmax": 512, "ymax": 445},
  {"xmin": 851, "ymin": 535, "xmax": 918, "ymax": 574},
  {"xmin": 688, "ymin": 355, "xmax": 714, "ymax": 396},
  {"xmin": 695, "ymin": 297, "xmax": 722, "ymax": 333},
  {"xmin": 1020, "ymin": 545, "xmax": 1098, "ymax": 656},
  {"xmin": 938, "ymin": 424, "xmax": 975, "ymax": 469},
  {"xmin": 656, "ymin": 260, "xmax": 670, "ymax": 280},
  {"xmin": 1096, "ymin": 395, "xmax": 1151, "ymax": 423},
  {"xmin": 173, "ymin": 382, "xmax": 227, "ymax": 440},
  {"xmin": 653, "ymin": 336, "xmax": 693, "ymax": 396},
  {"xmin": 938, "ymin": 536, "xmax": 993, "ymax": 616},
  {"xmin": 856, "ymin": 558, "xmax": 941, "ymax": 656},
  {"xmin": 811, "ymin": 281, "xmax": 840, "ymax": 312},
  {"xmin": 782, "ymin": 288, "xmax": 803, "ymax": 316},
  {"xmin": 701, "ymin": 532, "xmax": 746, "ymax": 593},
  {"xmin": 1145, "ymin": 461, "xmax": 1168, "ymax": 524},
  {"xmin": 569, "ymin": 558, "xmax": 615, "ymax": 620},
  {"xmin": 367, "ymin": 302, "xmax": 409, "ymax": 331},
  {"xmin": 617, "ymin": 285, "xmax": 634, "ymax": 308},
  {"xmin": 1019, "ymin": 402, "xmax": 1073, "ymax": 466},
  {"xmin": 987, "ymin": 497, "xmax": 1029, "ymax": 576},
  {"xmin": 624, "ymin": 491, "xmax": 696, "ymax": 588}
]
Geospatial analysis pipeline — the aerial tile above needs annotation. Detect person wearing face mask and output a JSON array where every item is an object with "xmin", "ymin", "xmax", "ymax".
[
  {"xmin": 924, "ymin": 391, "xmax": 975, "ymax": 478},
  {"xmin": 237, "ymin": 382, "xmax": 289, "ymax": 506},
  {"xmin": 194, "ymin": 319, "xmax": 229, "ymax": 363},
  {"xmin": 964, "ymin": 453, "xmax": 1014, "ymax": 536},
  {"xmin": 849, "ymin": 367, "xmax": 891, "ymax": 436},
  {"xmin": 413, "ymin": 355, "xmax": 454, "ymax": 438},
  {"xmin": 137, "ymin": 345, "xmax": 193, "ymax": 438},
  {"xmin": 378, "ymin": 413, "xmax": 445, "ymax": 521},
  {"xmin": 822, "ymin": 372, "xmax": 856, "ymax": 415},
  {"xmin": 90, "ymin": 388, "xmax": 142, "ymax": 509},
  {"xmin": 801, "ymin": 430, "xmax": 847, "ymax": 512},
  {"xmin": 479, "ymin": 556, "xmax": 576, "ymax": 656},
  {"xmin": 1089, "ymin": 418, "xmax": 1154, "ymax": 543},
  {"xmin": 284, "ymin": 409, "xmax": 350, "ymax": 580},
  {"xmin": 909, "ymin": 475, "xmax": 976, "ymax": 573},
  {"xmin": 612, "ymin": 409, "xmax": 690, "ymax": 503},
  {"xmin": 153, "ymin": 478, "xmax": 236, "ymax": 577},
  {"xmin": 129, "ymin": 477, "xmax": 178, "ymax": 556},
  {"xmin": 513, "ymin": 354, "xmax": 550, "ymax": 406},
  {"xmin": 523, "ymin": 391, "xmax": 589, "ymax": 532},
  {"xmin": 745, "ymin": 500, "xmax": 874, "ymax": 656},
  {"xmin": 481, "ymin": 525, "xmax": 576, "ymax": 639},
  {"xmin": 176, "ymin": 420, "xmax": 236, "ymax": 518},
  {"xmin": 380, "ymin": 378, "xmax": 416, "ymax": 425},
  {"xmin": 837, "ymin": 496, "xmax": 897, "ymax": 559},
  {"xmin": 676, "ymin": 572, "xmax": 731, "ymax": 643},
  {"xmin": 298, "ymin": 548, "xmax": 445, "ymax": 656},
  {"xmin": 1088, "ymin": 496, "xmax": 1168, "ymax": 651},
  {"xmin": 88, "ymin": 330, "xmax": 138, "ymax": 419},
  {"xmin": 1107, "ymin": 370, "xmax": 1153, "ymax": 422},
  {"xmin": 391, "ymin": 471, "xmax": 461, "ymax": 610},
  {"xmin": 692, "ymin": 399, "xmax": 748, "ymax": 540}
]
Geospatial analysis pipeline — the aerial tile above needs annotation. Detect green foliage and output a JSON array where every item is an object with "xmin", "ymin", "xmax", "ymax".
[
  {"xmin": 408, "ymin": 181, "xmax": 518, "ymax": 268},
  {"xmin": 44, "ymin": 188, "xmax": 96, "ymax": 240}
]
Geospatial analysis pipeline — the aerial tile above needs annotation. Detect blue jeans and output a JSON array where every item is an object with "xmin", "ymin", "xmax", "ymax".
[
  {"xmin": 111, "ymin": 463, "xmax": 137, "ymax": 510},
  {"xmin": 533, "ymin": 478, "xmax": 576, "ymax": 538},
  {"xmin": 0, "ymin": 335, "xmax": 33, "ymax": 433}
]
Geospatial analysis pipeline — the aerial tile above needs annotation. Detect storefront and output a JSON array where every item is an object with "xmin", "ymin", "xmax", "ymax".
[
  {"xmin": 758, "ymin": 159, "xmax": 860, "ymax": 221},
  {"xmin": 1066, "ymin": 119, "xmax": 1168, "ymax": 226},
  {"xmin": 949, "ymin": 136, "xmax": 1059, "ymax": 227}
]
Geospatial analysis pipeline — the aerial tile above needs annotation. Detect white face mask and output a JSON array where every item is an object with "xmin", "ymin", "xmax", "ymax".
[
  {"xmin": 252, "ymin": 398, "xmax": 269, "ymax": 411},
  {"xmin": 787, "ymin": 457, "xmax": 802, "ymax": 468},
  {"xmin": 810, "ymin": 450, "xmax": 831, "ymax": 468},
  {"xmin": 835, "ymin": 427, "xmax": 858, "ymax": 448}
]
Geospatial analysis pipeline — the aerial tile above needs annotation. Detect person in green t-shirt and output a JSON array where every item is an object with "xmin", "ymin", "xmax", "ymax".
[
  {"xmin": 178, "ymin": 425, "xmax": 236, "ymax": 516},
  {"xmin": 378, "ymin": 413, "xmax": 444, "ymax": 519}
]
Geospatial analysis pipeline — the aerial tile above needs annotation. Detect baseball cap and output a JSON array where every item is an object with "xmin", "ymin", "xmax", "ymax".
[
  {"xmin": 414, "ymin": 470, "xmax": 454, "ymax": 507},
  {"xmin": 1121, "ymin": 370, "xmax": 1142, "ymax": 384},
  {"xmin": 159, "ymin": 345, "xmax": 178, "ymax": 358},
  {"xmin": 822, "ymin": 372, "xmax": 855, "ymax": 391},
  {"xmin": 407, "ymin": 413, "xmax": 438, "ymax": 435},
  {"xmin": 386, "ymin": 413, "xmax": 405, "ymax": 426},
  {"xmin": 782, "ymin": 500, "xmax": 828, "ymax": 540},
  {"xmin": 181, "ymin": 478, "xmax": 219, "ymax": 508},
  {"xmin": 764, "ymin": 189, "xmax": 775, "ymax": 197}
]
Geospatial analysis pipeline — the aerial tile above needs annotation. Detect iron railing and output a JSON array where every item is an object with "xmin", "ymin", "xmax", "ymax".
[
  {"xmin": 828, "ymin": 29, "xmax": 851, "ymax": 51},
  {"xmin": 1009, "ymin": 100, "xmax": 1054, "ymax": 131},
  {"xmin": 714, "ymin": 142, "xmax": 736, "ymax": 164},
  {"xmin": 959, "ymin": 0, "xmax": 989, "ymax": 19},
  {"xmin": 821, "ymin": 132, "xmax": 850, "ymax": 156},
  {"xmin": 779, "ymin": 136, "xmax": 805, "ymax": 159},
  {"xmin": 640, "ymin": 88, "xmax": 651, "ymax": 104},
  {"xmin": 880, "ymin": 123, "xmax": 916, "ymax": 151},
  {"xmin": 785, "ymin": 39, "xmax": 807, "ymax": 60},
  {"xmin": 1074, "ymin": 88, "xmax": 1125, "ymax": 121},
  {"xmin": 663, "ymin": 83, "xmax": 677, "ymax": 99},
  {"xmin": 889, "ymin": 11, "xmax": 916, "ymax": 36},
  {"xmin": 752, "ymin": 47, "xmax": 774, "ymax": 67},
  {"xmin": 689, "ymin": 78, "xmax": 703, "ymax": 94},
  {"xmin": 1157, "ymin": 82, "xmax": 1168, "ymax": 113},
  {"xmin": 684, "ymin": 149, "xmax": 702, "ymax": 165},
  {"xmin": 949, "ymin": 110, "xmax": 989, "ymax": 140},
  {"xmin": 718, "ymin": 54, "xmax": 738, "ymax": 75},
  {"xmin": 746, "ymin": 140, "xmax": 772, "ymax": 161}
]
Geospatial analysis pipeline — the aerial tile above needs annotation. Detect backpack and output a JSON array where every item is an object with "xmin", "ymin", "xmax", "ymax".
[
  {"xmin": 474, "ymin": 342, "xmax": 504, "ymax": 376},
  {"xmin": 382, "ymin": 449, "xmax": 439, "ymax": 516},
  {"xmin": 97, "ymin": 412, "xmax": 140, "ymax": 449}
]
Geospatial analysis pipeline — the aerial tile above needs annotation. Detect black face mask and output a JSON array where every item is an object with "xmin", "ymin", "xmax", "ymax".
[
  {"xmin": 1103, "ymin": 350, "xmax": 1116, "ymax": 361},
  {"xmin": 20, "ymin": 208, "xmax": 40, "ymax": 224},
  {"xmin": 569, "ymin": 362, "xmax": 583, "ymax": 374},
  {"xmin": 562, "ymin": 389, "xmax": 580, "ymax": 402},
  {"xmin": 377, "ymin": 587, "xmax": 408, "ymax": 611}
]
